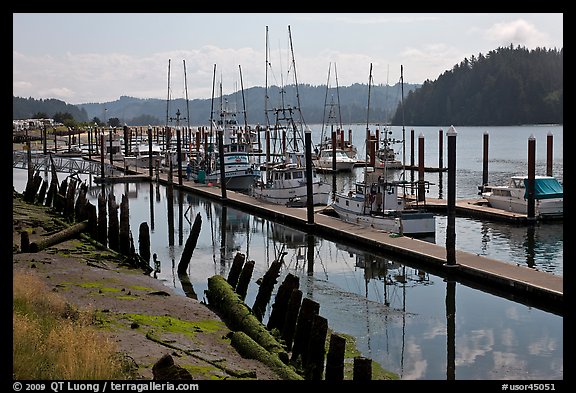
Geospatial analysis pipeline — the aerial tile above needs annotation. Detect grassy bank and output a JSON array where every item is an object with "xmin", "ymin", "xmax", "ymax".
[{"xmin": 12, "ymin": 270, "xmax": 134, "ymax": 379}]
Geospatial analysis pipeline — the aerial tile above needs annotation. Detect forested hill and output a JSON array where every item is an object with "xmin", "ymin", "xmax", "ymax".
[{"xmin": 391, "ymin": 45, "xmax": 563, "ymax": 126}]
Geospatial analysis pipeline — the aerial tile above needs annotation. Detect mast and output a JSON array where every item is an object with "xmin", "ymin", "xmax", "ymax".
[
  {"xmin": 183, "ymin": 60, "xmax": 191, "ymax": 150},
  {"xmin": 334, "ymin": 62, "xmax": 343, "ymax": 131},
  {"xmin": 209, "ymin": 64, "xmax": 217, "ymax": 171},
  {"xmin": 363, "ymin": 63, "xmax": 373, "ymax": 215}
]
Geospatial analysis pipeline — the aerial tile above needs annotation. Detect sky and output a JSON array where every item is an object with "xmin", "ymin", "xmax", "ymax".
[{"xmin": 13, "ymin": 13, "xmax": 563, "ymax": 105}]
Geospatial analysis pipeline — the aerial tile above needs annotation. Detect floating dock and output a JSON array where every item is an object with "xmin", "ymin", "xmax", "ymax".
[{"xmin": 150, "ymin": 171, "xmax": 562, "ymax": 316}]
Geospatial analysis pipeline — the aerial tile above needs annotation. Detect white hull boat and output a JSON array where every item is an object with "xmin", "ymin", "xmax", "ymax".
[{"xmin": 481, "ymin": 175, "xmax": 563, "ymax": 218}]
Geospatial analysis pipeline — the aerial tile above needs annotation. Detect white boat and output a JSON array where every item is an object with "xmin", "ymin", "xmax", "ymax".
[
  {"xmin": 124, "ymin": 142, "xmax": 162, "ymax": 169},
  {"xmin": 314, "ymin": 147, "xmax": 356, "ymax": 172},
  {"xmin": 481, "ymin": 175, "xmax": 563, "ymax": 218},
  {"xmin": 253, "ymin": 159, "xmax": 331, "ymax": 206},
  {"xmin": 251, "ymin": 25, "xmax": 331, "ymax": 206},
  {"xmin": 372, "ymin": 129, "xmax": 403, "ymax": 171},
  {"xmin": 331, "ymin": 172, "xmax": 436, "ymax": 237},
  {"xmin": 331, "ymin": 64, "xmax": 435, "ymax": 238},
  {"xmin": 188, "ymin": 87, "xmax": 261, "ymax": 192}
]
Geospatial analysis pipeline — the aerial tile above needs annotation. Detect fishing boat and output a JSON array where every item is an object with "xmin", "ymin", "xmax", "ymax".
[
  {"xmin": 480, "ymin": 175, "xmax": 563, "ymax": 218},
  {"xmin": 188, "ymin": 77, "xmax": 261, "ymax": 192},
  {"xmin": 315, "ymin": 147, "xmax": 356, "ymax": 172},
  {"xmin": 372, "ymin": 126, "xmax": 403, "ymax": 171},
  {"xmin": 251, "ymin": 25, "xmax": 331, "ymax": 206},
  {"xmin": 124, "ymin": 141, "xmax": 163, "ymax": 169},
  {"xmin": 331, "ymin": 64, "xmax": 435, "ymax": 238}
]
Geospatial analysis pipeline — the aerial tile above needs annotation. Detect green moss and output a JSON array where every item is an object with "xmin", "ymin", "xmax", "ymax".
[{"xmin": 123, "ymin": 314, "xmax": 226, "ymax": 336}]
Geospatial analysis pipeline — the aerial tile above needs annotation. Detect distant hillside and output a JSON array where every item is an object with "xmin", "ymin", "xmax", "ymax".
[
  {"xmin": 13, "ymin": 83, "xmax": 417, "ymax": 127},
  {"xmin": 13, "ymin": 97, "xmax": 89, "ymax": 123},
  {"xmin": 391, "ymin": 45, "xmax": 563, "ymax": 126},
  {"xmin": 74, "ymin": 82, "xmax": 417, "ymax": 127}
]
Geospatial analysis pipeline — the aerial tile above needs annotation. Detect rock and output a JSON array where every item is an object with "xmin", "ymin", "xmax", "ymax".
[{"xmin": 152, "ymin": 354, "xmax": 194, "ymax": 380}]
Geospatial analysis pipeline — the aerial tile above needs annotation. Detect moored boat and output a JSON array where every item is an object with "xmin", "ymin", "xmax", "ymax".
[{"xmin": 480, "ymin": 175, "xmax": 563, "ymax": 218}]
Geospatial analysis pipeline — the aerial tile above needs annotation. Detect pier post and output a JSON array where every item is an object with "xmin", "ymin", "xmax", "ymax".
[
  {"xmin": 410, "ymin": 129, "xmax": 415, "ymax": 167},
  {"xmin": 109, "ymin": 127, "xmax": 113, "ymax": 166},
  {"xmin": 418, "ymin": 133, "xmax": 425, "ymax": 202},
  {"xmin": 332, "ymin": 128, "xmax": 337, "ymax": 196},
  {"xmin": 527, "ymin": 135, "xmax": 536, "ymax": 220},
  {"xmin": 482, "ymin": 131, "xmax": 489, "ymax": 187},
  {"xmin": 148, "ymin": 126, "xmax": 153, "ymax": 177},
  {"xmin": 217, "ymin": 128, "xmax": 227, "ymax": 200},
  {"xmin": 438, "ymin": 128, "xmax": 444, "ymax": 169},
  {"xmin": 546, "ymin": 131, "xmax": 553, "ymax": 177},
  {"xmin": 177, "ymin": 126, "xmax": 183, "ymax": 186},
  {"xmin": 446, "ymin": 126, "xmax": 457, "ymax": 266},
  {"xmin": 305, "ymin": 127, "xmax": 314, "ymax": 225}
]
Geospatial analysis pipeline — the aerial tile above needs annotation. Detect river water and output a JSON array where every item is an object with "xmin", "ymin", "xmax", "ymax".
[{"xmin": 12, "ymin": 125, "xmax": 563, "ymax": 381}]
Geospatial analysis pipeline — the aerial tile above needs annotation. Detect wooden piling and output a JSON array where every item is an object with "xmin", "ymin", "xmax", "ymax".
[
  {"xmin": 291, "ymin": 297, "xmax": 320, "ymax": 363},
  {"xmin": 139, "ymin": 222, "xmax": 151, "ymax": 264},
  {"xmin": 281, "ymin": 288, "xmax": 302, "ymax": 351},
  {"xmin": 353, "ymin": 356, "xmax": 372, "ymax": 381},
  {"xmin": 267, "ymin": 273, "xmax": 300, "ymax": 331},
  {"xmin": 37, "ymin": 179, "xmax": 48, "ymax": 206},
  {"xmin": 227, "ymin": 252, "xmax": 246, "ymax": 288},
  {"xmin": 325, "ymin": 334, "xmax": 346, "ymax": 381},
  {"xmin": 235, "ymin": 260, "xmax": 255, "ymax": 301},
  {"xmin": 546, "ymin": 131, "xmax": 554, "ymax": 177},
  {"xmin": 85, "ymin": 201, "xmax": 97, "ymax": 239},
  {"xmin": 482, "ymin": 131, "xmax": 489, "ymax": 186},
  {"xmin": 418, "ymin": 133, "xmax": 425, "ymax": 202},
  {"xmin": 64, "ymin": 178, "xmax": 77, "ymax": 222},
  {"xmin": 304, "ymin": 314, "xmax": 328, "ymax": 380},
  {"xmin": 108, "ymin": 194, "xmax": 119, "ymax": 252},
  {"xmin": 252, "ymin": 259, "xmax": 283, "ymax": 321},
  {"xmin": 119, "ymin": 194, "xmax": 130, "ymax": 255},
  {"xmin": 97, "ymin": 193, "xmax": 107, "ymax": 246},
  {"xmin": 177, "ymin": 212, "xmax": 202, "ymax": 275}
]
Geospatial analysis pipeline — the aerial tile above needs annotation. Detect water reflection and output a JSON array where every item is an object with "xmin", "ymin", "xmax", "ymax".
[{"xmin": 12, "ymin": 169, "xmax": 563, "ymax": 380}]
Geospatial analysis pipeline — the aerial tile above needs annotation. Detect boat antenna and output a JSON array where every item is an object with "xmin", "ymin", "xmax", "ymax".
[
  {"xmin": 209, "ymin": 64, "xmax": 217, "ymax": 167},
  {"xmin": 401, "ymin": 65, "xmax": 406, "ymax": 176},
  {"xmin": 166, "ymin": 59, "xmax": 171, "ymax": 130},
  {"xmin": 183, "ymin": 60, "xmax": 191, "ymax": 149},
  {"xmin": 400, "ymin": 65, "xmax": 408, "ymax": 198},
  {"xmin": 366, "ymin": 63, "xmax": 373, "ymax": 168},
  {"xmin": 264, "ymin": 26, "xmax": 271, "ymax": 128}
]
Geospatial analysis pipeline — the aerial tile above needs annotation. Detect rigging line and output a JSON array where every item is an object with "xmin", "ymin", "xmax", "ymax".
[
  {"xmin": 320, "ymin": 62, "xmax": 332, "ymax": 141},
  {"xmin": 183, "ymin": 60, "xmax": 191, "ymax": 147},
  {"xmin": 335, "ymin": 62, "xmax": 343, "ymax": 131}
]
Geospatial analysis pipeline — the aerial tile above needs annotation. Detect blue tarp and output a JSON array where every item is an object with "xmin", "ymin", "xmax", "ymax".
[{"xmin": 524, "ymin": 178, "xmax": 563, "ymax": 199}]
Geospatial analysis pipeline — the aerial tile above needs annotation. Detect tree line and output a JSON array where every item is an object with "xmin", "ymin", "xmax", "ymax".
[{"xmin": 392, "ymin": 45, "xmax": 563, "ymax": 126}]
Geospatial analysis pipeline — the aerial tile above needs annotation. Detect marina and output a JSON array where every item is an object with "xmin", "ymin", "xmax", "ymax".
[{"xmin": 12, "ymin": 124, "xmax": 564, "ymax": 380}]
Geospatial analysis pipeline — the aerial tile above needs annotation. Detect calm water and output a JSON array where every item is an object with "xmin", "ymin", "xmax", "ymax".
[{"xmin": 12, "ymin": 125, "xmax": 563, "ymax": 380}]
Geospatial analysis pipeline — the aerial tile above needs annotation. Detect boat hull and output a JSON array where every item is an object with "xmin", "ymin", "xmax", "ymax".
[{"xmin": 252, "ymin": 181, "xmax": 331, "ymax": 206}]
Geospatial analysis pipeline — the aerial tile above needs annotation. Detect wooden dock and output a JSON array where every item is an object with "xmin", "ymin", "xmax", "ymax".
[{"xmin": 149, "ymin": 171, "xmax": 562, "ymax": 316}]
